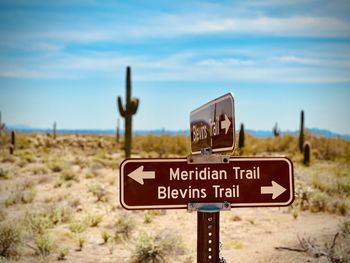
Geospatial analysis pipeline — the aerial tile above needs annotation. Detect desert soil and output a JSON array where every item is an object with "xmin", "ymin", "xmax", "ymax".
[{"xmin": 0, "ymin": 134, "xmax": 348, "ymax": 263}]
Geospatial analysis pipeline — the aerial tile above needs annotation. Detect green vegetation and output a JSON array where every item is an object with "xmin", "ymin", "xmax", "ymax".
[
  {"xmin": 0, "ymin": 221, "xmax": 22, "ymax": 259},
  {"xmin": 115, "ymin": 216, "xmax": 135, "ymax": 241},
  {"xmin": 131, "ymin": 230, "xmax": 185, "ymax": 263}
]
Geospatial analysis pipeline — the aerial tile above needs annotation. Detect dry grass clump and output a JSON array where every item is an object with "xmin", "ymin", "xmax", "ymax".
[
  {"xmin": 0, "ymin": 168, "xmax": 11, "ymax": 180},
  {"xmin": 0, "ymin": 221, "xmax": 22, "ymax": 259},
  {"xmin": 69, "ymin": 220, "xmax": 88, "ymax": 234},
  {"xmin": 84, "ymin": 213, "xmax": 103, "ymax": 227},
  {"xmin": 23, "ymin": 212, "xmax": 56, "ymax": 258},
  {"xmin": 130, "ymin": 230, "xmax": 185, "ymax": 263},
  {"xmin": 88, "ymin": 184, "xmax": 108, "ymax": 202},
  {"xmin": 115, "ymin": 216, "xmax": 135, "ymax": 241},
  {"xmin": 48, "ymin": 206, "xmax": 73, "ymax": 225},
  {"xmin": 5, "ymin": 187, "xmax": 36, "ymax": 207},
  {"xmin": 60, "ymin": 169, "xmax": 78, "ymax": 182}
]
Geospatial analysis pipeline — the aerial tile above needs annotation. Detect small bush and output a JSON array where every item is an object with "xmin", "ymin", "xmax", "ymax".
[
  {"xmin": 309, "ymin": 192, "xmax": 327, "ymax": 213},
  {"xmin": 115, "ymin": 216, "xmax": 135, "ymax": 240},
  {"xmin": 0, "ymin": 221, "xmax": 22, "ymax": 259},
  {"xmin": 49, "ymin": 161, "xmax": 64, "ymax": 173},
  {"xmin": 60, "ymin": 169, "xmax": 78, "ymax": 182},
  {"xmin": 57, "ymin": 247, "xmax": 69, "ymax": 260},
  {"xmin": 25, "ymin": 212, "xmax": 53, "ymax": 236},
  {"xmin": 69, "ymin": 220, "xmax": 87, "ymax": 234},
  {"xmin": 77, "ymin": 237, "xmax": 85, "ymax": 251},
  {"xmin": 131, "ymin": 230, "xmax": 185, "ymax": 263},
  {"xmin": 0, "ymin": 168, "xmax": 11, "ymax": 180},
  {"xmin": 101, "ymin": 230, "xmax": 111, "ymax": 244},
  {"xmin": 49, "ymin": 206, "xmax": 73, "ymax": 225},
  {"xmin": 21, "ymin": 188, "xmax": 36, "ymax": 204},
  {"xmin": 34, "ymin": 233, "xmax": 54, "ymax": 257},
  {"xmin": 85, "ymin": 214, "xmax": 103, "ymax": 227},
  {"xmin": 88, "ymin": 184, "xmax": 108, "ymax": 202}
]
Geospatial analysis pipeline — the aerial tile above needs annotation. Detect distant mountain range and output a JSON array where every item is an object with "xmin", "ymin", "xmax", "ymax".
[{"xmin": 5, "ymin": 125, "xmax": 350, "ymax": 140}]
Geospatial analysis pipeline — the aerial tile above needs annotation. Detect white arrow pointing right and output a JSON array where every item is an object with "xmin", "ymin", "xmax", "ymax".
[
  {"xmin": 128, "ymin": 166, "xmax": 155, "ymax": 185},
  {"xmin": 220, "ymin": 114, "xmax": 231, "ymax": 134},
  {"xmin": 261, "ymin": 181, "xmax": 286, "ymax": 199}
]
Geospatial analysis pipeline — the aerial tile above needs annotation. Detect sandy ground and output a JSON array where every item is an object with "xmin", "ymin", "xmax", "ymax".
[{"xmin": 0, "ymin": 135, "xmax": 348, "ymax": 262}]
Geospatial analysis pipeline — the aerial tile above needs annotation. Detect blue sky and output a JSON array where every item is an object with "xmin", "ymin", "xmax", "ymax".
[{"xmin": 0, "ymin": 0, "xmax": 350, "ymax": 134}]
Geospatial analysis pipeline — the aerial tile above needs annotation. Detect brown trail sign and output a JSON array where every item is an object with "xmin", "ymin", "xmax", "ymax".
[
  {"xmin": 119, "ymin": 92, "xmax": 295, "ymax": 263},
  {"xmin": 190, "ymin": 93, "xmax": 235, "ymax": 154},
  {"xmin": 120, "ymin": 157, "xmax": 294, "ymax": 210}
]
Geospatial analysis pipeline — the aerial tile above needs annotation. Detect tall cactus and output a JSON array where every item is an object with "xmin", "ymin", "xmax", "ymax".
[
  {"xmin": 303, "ymin": 141, "xmax": 311, "ymax": 165},
  {"xmin": 53, "ymin": 121, "xmax": 57, "ymax": 140},
  {"xmin": 116, "ymin": 118, "xmax": 120, "ymax": 144},
  {"xmin": 10, "ymin": 130, "xmax": 15, "ymax": 155},
  {"xmin": 273, "ymin": 122, "xmax": 280, "ymax": 137},
  {"xmin": 117, "ymin": 66, "xmax": 139, "ymax": 158},
  {"xmin": 0, "ymin": 111, "xmax": 5, "ymax": 136},
  {"xmin": 299, "ymin": 110, "xmax": 304, "ymax": 152},
  {"xmin": 238, "ymin": 123, "xmax": 245, "ymax": 149}
]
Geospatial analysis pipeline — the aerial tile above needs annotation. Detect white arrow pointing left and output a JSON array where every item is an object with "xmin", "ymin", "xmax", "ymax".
[
  {"xmin": 261, "ymin": 181, "xmax": 286, "ymax": 199},
  {"xmin": 128, "ymin": 166, "xmax": 155, "ymax": 185},
  {"xmin": 220, "ymin": 114, "xmax": 231, "ymax": 135}
]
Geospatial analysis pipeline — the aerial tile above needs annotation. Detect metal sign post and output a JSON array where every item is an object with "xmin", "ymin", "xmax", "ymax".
[{"xmin": 187, "ymin": 149, "xmax": 230, "ymax": 263}]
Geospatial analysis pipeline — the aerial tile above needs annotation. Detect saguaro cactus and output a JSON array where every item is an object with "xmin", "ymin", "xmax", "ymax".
[
  {"xmin": 273, "ymin": 122, "xmax": 280, "ymax": 137},
  {"xmin": 303, "ymin": 141, "xmax": 311, "ymax": 165},
  {"xmin": 116, "ymin": 118, "xmax": 120, "ymax": 144},
  {"xmin": 53, "ymin": 121, "xmax": 57, "ymax": 140},
  {"xmin": 0, "ymin": 111, "xmax": 5, "ymax": 136},
  {"xmin": 238, "ymin": 123, "xmax": 245, "ymax": 149},
  {"xmin": 10, "ymin": 130, "xmax": 15, "ymax": 155},
  {"xmin": 117, "ymin": 66, "xmax": 139, "ymax": 158},
  {"xmin": 299, "ymin": 110, "xmax": 304, "ymax": 152}
]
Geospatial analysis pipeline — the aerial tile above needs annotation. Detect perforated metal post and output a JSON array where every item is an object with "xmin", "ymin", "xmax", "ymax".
[
  {"xmin": 187, "ymin": 148, "xmax": 230, "ymax": 263},
  {"xmin": 197, "ymin": 211, "xmax": 220, "ymax": 262}
]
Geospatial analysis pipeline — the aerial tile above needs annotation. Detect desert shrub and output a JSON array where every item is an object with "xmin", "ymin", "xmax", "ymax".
[
  {"xmin": 0, "ymin": 168, "xmax": 11, "ymax": 180},
  {"xmin": 77, "ymin": 237, "xmax": 85, "ymax": 251},
  {"xmin": 101, "ymin": 230, "xmax": 111, "ymax": 244},
  {"xmin": 144, "ymin": 213, "xmax": 154, "ymax": 224},
  {"xmin": 21, "ymin": 188, "xmax": 36, "ymax": 204},
  {"xmin": 49, "ymin": 206, "xmax": 73, "ymax": 225},
  {"xmin": 0, "ymin": 209, "xmax": 7, "ymax": 222},
  {"xmin": 84, "ymin": 214, "xmax": 103, "ymax": 227},
  {"xmin": 0, "ymin": 154, "xmax": 15, "ymax": 163},
  {"xmin": 24, "ymin": 212, "xmax": 53, "ymax": 236},
  {"xmin": 0, "ymin": 221, "xmax": 22, "ymax": 259},
  {"xmin": 309, "ymin": 192, "xmax": 328, "ymax": 213},
  {"xmin": 326, "ymin": 199, "xmax": 348, "ymax": 216},
  {"xmin": 57, "ymin": 247, "xmax": 69, "ymax": 260},
  {"xmin": 340, "ymin": 220, "xmax": 350, "ymax": 235},
  {"xmin": 131, "ymin": 230, "xmax": 185, "ymax": 263},
  {"xmin": 69, "ymin": 220, "xmax": 87, "ymax": 234},
  {"xmin": 115, "ymin": 216, "xmax": 135, "ymax": 240},
  {"xmin": 60, "ymin": 169, "xmax": 78, "ymax": 182},
  {"xmin": 88, "ymin": 184, "xmax": 108, "ymax": 202},
  {"xmin": 32, "ymin": 165, "xmax": 49, "ymax": 175},
  {"xmin": 34, "ymin": 233, "xmax": 54, "ymax": 257},
  {"xmin": 49, "ymin": 160, "xmax": 64, "ymax": 173},
  {"xmin": 4, "ymin": 193, "xmax": 21, "ymax": 207}
]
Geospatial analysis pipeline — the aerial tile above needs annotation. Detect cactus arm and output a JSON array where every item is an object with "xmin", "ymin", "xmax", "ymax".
[
  {"xmin": 117, "ymin": 96, "xmax": 127, "ymax": 117},
  {"xmin": 129, "ymin": 98, "xmax": 139, "ymax": 115}
]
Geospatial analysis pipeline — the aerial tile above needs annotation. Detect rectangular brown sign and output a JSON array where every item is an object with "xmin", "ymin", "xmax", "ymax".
[
  {"xmin": 120, "ymin": 157, "xmax": 294, "ymax": 210},
  {"xmin": 190, "ymin": 93, "xmax": 235, "ymax": 154}
]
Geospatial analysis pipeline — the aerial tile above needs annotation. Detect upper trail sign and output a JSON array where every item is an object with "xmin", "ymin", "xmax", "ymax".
[
  {"xmin": 120, "ymin": 157, "xmax": 294, "ymax": 210},
  {"xmin": 190, "ymin": 93, "xmax": 235, "ymax": 154}
]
